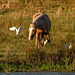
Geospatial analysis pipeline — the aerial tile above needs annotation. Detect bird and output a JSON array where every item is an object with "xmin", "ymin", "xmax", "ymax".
[
  {"xmin": 69, "ymin": 42, "xmax": 72, "ymax": 49},
  {"xmin": 9, "ymin": 27, "xmax": 23, "ymax": 35},
  {"xmin": 44, "ymin": 40, "xmax": 47, "ymax": 45},
  {"xmin": 64, "ymin": 42, "xmax": 72, "ymax": 49}
]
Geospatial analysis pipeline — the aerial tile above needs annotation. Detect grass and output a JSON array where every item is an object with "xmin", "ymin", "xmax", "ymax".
[{"xmin": 0, "ymin": 0, "xmax": 75, "ymax": 72}]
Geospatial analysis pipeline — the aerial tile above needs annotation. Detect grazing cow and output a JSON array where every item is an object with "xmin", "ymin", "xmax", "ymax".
[{"xmin": 28, "ymin": 12, "xmax": 51, "ymax": 47}]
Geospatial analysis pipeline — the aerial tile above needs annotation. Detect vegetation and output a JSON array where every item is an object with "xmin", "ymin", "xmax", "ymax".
[{"xmin": 0, "ymin": 0, "xmax": 75, "ymax": 72}]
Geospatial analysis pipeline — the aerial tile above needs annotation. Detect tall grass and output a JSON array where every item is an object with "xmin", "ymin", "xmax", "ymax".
[{"xmin": 0, "ymin": 0, "xmax": 75, "ymax": 72}]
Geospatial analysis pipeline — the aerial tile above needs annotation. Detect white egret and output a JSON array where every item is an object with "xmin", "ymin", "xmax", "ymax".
[
  {"xmin": 9, "ymin": 27, "xmax": 23, "ymax": 35},
  {"xmin": 69, "ymin": 42, "xmax": 72, "ymax": 49},
  {"xmin": 44, "ymin": 40, "xmax": 47, "ymax": 45},
  {"xmin": 64, "ymin": 42, "xmax": 72, "ymax": 49}
]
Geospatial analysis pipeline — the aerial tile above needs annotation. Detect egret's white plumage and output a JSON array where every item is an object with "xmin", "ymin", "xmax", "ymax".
[
  {"xmin": 9, "ymin": 27, "xmax": 16, "ymax": 31},
  {"xmin": 9, "ymin": 27, "xmax": 23, "ymax": 35},
  {"xmin": 44, "ymin": 40, "xmax": 47, "ymax": 45},
  {"xmin": 69, "ymin": 42, "xmax": 72, "ymax": 49}
]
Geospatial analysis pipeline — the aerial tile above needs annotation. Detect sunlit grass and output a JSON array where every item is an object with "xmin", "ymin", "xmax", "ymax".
[{"xmin": 0, "ymin": 0, "xmax": 75, "ymax": 72}]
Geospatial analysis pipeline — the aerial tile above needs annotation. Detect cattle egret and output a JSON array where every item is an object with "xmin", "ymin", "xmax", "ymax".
[
  {"xmin": 9, "ymin": 27, "xmax": 23, "ymax": 35},
  {"xmin": 69, "ymin": 42, "xmax": 72, "ymax": 49},
  {"xmin": 64, "ymin": 42, "xmax": 72, "ymax": 49},
  {"xmin": 44, "ymin": 40, "xmax": 47, "ymax": 45}
]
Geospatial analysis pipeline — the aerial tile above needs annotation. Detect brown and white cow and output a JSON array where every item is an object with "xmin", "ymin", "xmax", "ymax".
[{"xmin": 28, "ymin": 12, "xmax": 51, "ymax": 47}]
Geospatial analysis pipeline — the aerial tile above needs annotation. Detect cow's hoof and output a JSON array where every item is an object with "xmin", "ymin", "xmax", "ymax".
[{"xmin": 48, "ymin": 40, "xmax": 50, "ymax": 43}]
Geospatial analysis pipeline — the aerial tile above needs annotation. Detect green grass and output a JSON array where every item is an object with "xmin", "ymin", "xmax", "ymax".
[{"xmin": 0, "ymin": 0, "xmax": 75, "ymax": 72}]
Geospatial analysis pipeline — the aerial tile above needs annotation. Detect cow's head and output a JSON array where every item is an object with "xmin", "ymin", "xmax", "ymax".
[{"xmin": 28, "ymin": 23, "xmax": 37, "ymax": 40}]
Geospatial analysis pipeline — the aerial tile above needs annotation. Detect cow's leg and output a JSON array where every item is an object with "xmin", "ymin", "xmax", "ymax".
[
  {"xmin": 35, "ymin": 33, "xmax": 38, "ymax": 47},
  {"xmin": 47, "ymin": 33, "xmax": 50, "ymax": 43},
  {"xmin": 38, "ymin": 33, "xmax": 40, "ymax": 48},
  {"xmin": 35, "ymin": 33, "xmax": 40, "ymax": 48},
  {"xmin": 41, "ymin": 34, "xmax": 44, "ymax": 46}
]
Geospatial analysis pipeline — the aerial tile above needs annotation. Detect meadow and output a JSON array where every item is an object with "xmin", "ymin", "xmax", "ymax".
[{"xmin": 0, "ymin": 0, "xmax": 75, "ymax": 72}]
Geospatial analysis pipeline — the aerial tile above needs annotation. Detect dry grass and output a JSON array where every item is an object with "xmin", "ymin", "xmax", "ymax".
[{"xmin": 0, "ymin": 0, "xmax": 75, "ymax": 72}]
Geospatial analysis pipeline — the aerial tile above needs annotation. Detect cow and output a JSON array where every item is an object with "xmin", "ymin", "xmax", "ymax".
[{"xmin": 28, "ymin": 12, "xmax": 51, "ymax": 47}]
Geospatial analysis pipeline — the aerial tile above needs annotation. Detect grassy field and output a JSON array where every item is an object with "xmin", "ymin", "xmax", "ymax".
[{"xmin": 0, "ymin": 0, "xmax": 75, "ymax": 72}]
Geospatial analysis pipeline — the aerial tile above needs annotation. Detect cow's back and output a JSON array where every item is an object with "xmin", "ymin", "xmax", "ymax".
[
  {"xmin": 33, "ymin": 12, "xmax": 42, "ymax": 22},
  {"xmin": 33, "ymin": 13, "xmax": 51, "ymax": 33}
]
